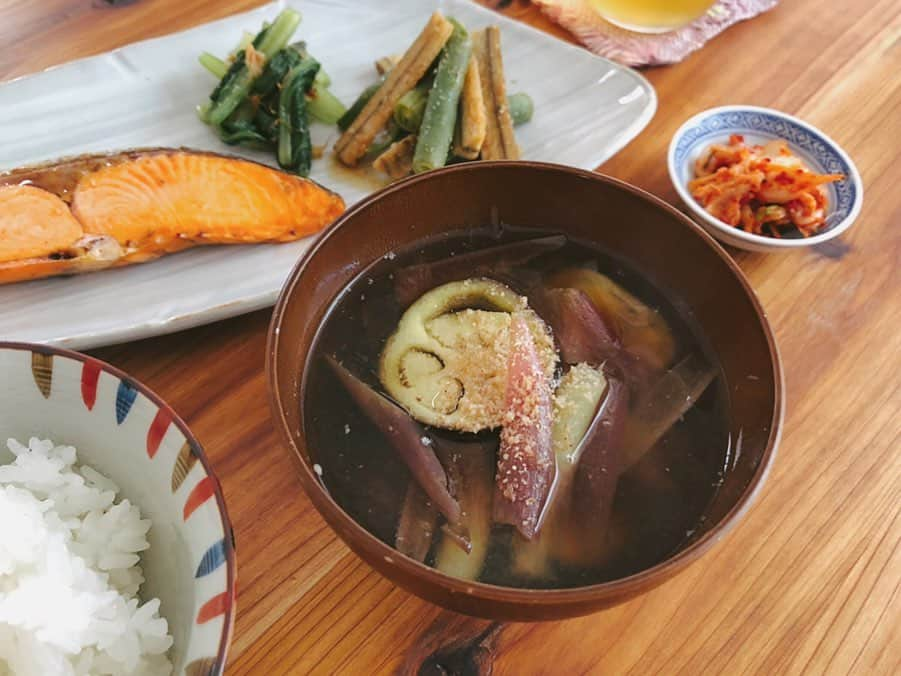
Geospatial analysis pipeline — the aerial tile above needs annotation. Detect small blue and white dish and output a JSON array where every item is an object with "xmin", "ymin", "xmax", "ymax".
[{"xmin": 667, "ymin": 105, "xmax": 863, "ymax": 252}]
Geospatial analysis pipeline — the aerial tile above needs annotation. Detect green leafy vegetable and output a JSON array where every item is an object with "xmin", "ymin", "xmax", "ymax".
[
  {"xmin": 206, "ymin": 8, "xmax": 302, "ymax": 126},
  {"xmin": 278, "ymin": 58, "xmax": 320, "ymax": 175}
]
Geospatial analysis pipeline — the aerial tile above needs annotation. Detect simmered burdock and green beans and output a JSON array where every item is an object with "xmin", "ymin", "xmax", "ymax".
[
  {"xmin": 305, "ymin": 229, "xmax": 730, "ymax": 589},
  {"xmin": 337, "ymin": 12, "xmax": 533, "ymax": 179}
]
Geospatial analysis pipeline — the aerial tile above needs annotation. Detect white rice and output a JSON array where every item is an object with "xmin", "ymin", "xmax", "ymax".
[{"xmin": 0, "ymin": 438, "xmax": 173, "ymax": 676}]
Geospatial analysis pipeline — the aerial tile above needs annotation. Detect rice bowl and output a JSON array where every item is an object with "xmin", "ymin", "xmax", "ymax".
[{"xmin": 0, "ymin": 343, "xmax": 235, "ymax": 676}]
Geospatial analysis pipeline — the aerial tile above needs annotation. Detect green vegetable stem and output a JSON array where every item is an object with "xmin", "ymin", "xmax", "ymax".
[
  {"xmin": 207, "ymin": 8, "xmax": 302, "ymax": 126},
  {"xmin": 199, "ymin": 52, "xmax": 228, "ymax": 79},
  {"xmin": 307, "ymin": 85, "xmax": 347, "ymax": 125}
]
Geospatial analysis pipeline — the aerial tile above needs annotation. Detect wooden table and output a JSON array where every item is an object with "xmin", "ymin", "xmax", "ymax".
[{"xmin": 3, "ymin": 0, "xmax": 899, "ymax": 673}]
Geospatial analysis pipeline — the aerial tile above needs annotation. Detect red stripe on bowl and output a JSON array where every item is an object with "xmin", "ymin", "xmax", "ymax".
[
  {"xmin": 184, "ymin": 476, "xmax": 215, "ymax": 520},
  {"xmin": 81, "ymin": 360, "xmax": 102, "ymax": 410},
  {"xmin": 196, "ymin": 592, "xmax": 230, "ymax": 624}
]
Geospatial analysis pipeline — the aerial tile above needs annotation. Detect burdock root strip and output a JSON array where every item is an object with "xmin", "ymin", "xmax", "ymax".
[
  {"xmin": 335, "ymin": 12, "xmax": 453, "ymax": 166},
  {"xmin": 473, "ymin": 27, "xmax": 520, "ymax": 160},
  {"xmin": 453, "ymin": 54, "xmax": 487, "ymax": 160},
  {"xmin": 373, "ymin": 135, "xmax": 418, "ymax": 179}
]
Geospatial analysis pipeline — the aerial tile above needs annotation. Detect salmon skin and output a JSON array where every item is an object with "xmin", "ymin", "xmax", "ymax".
[{"xmin": 0, "ymin": 148, "xmax": 345, "ymax": 284}]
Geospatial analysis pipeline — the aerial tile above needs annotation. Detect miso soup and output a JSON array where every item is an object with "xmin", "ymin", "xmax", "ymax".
[{"xmin": 303, "ymin": 226, "xmax": 730, "ymax": 589}]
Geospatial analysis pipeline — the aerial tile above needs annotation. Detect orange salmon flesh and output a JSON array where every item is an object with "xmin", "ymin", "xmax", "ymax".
[{"xmin": 0, "ymin": 149, "xmax": 345, "ymax": 284}]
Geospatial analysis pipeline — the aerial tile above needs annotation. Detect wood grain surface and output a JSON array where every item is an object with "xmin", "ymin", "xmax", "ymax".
[{"xmin": 3, "ymin": 0, "xmax": 900, "ymax": 673}]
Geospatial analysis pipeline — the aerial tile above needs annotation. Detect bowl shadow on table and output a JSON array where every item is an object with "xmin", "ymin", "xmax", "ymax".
[{"xmin": 268, "ymin": 161, "xmax": 783, "ymax": 622}]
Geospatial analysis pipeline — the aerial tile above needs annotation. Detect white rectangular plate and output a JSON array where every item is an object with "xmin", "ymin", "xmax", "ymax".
[{"xmin": 0, "ymin": 0, "xmax": 655, "ymax": 349}]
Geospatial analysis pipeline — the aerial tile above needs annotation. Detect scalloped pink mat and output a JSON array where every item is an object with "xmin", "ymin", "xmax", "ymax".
[{"xmin": 535, "ymin": 0, "xmax": 778, "ymax": 66}]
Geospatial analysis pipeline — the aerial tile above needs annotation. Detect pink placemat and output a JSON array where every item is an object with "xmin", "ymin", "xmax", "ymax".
[{"xmin": 534, "ymin": 0, "xmax": 778, "ymax": 66}]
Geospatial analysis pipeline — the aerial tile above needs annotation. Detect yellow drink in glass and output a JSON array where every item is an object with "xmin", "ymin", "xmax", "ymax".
[{"xmin": 589, "ymin": 0, "xmax": 718, "ymax": 33}]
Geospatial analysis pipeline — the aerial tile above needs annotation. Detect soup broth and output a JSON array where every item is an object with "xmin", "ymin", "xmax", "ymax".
[{"xmin": 304, "ymin": 226, "xmax": 730, "ymax": 589}]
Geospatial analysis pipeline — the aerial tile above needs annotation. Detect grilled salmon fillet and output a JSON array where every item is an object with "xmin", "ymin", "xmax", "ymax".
[{"xmin": 0, "ymin": 148, "xmax": 345, "ymax": 284}]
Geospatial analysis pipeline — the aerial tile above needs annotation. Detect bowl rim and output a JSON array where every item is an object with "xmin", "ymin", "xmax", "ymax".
[
  {"xmin": 667, "ymin": 104, "xmax": 864, "ymax": 249},
  {"xmin": 0, "ymin": 340, "xmax": 236, "ymax": 674},
  {"xmin": 267, "ymin": 160, "xmax": 785, "ymax": 605}
]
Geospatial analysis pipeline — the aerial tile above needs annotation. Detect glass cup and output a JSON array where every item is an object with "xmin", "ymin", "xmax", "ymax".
[{"xmin": 589, "ymin": 0, "xmax": 718, "ymax": 33}]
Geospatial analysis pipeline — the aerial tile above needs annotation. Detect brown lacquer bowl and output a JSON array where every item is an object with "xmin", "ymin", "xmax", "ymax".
[{"xmin": 267, "ymin": 162, "xmax": 783, "ymax": 621}]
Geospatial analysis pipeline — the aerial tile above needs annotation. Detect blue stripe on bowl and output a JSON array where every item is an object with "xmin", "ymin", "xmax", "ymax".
[
  {"xmin": 196, "ymin": 539, "xmax": 227, "ymax": 578},
  {"xmin": 115, "ymin": 380, "xmax": 138, "ymax": 425},
  {"xmin": 673, "ymin": 110, "xmax": 857, "ymax": 224}
]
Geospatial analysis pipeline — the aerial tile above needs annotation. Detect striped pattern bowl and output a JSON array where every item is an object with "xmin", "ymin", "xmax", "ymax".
[{"xmin": 0, "ymin": 342, "xmax": 235, "ymax": 675}]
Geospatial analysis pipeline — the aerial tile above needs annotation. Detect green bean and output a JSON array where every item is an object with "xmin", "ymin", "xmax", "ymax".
[
  {"xmin": 393, "ymin": 84, "xmax": 429, "ymax": 133},
  {"xmin": 412, "ymin": 19, "xmax": 471, "ymax": 174},
  {"xmin": 278, "ymin": 59, "xmax": 320, "ymax": 175},
  {"xmin": 199, "ymin": 52, "xmax": 228, "ymax": 79},
  {"xmin": 307, "ymin": 85, "xmax": 347, "ymax": 125},
  {"xmin": 366, "ymin": 120, "xmax": 405, "ymax": 158},
  {"xmin": 509, "ymin": 92, "xmax": 534, "ymax": 126},
  {"xmin": 207, "ymin": 9, "xmax": 302, "ymax": 127},
  {"xmin": 337, "ymin": 81, "xmax": 381, "ymax": 131}
]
